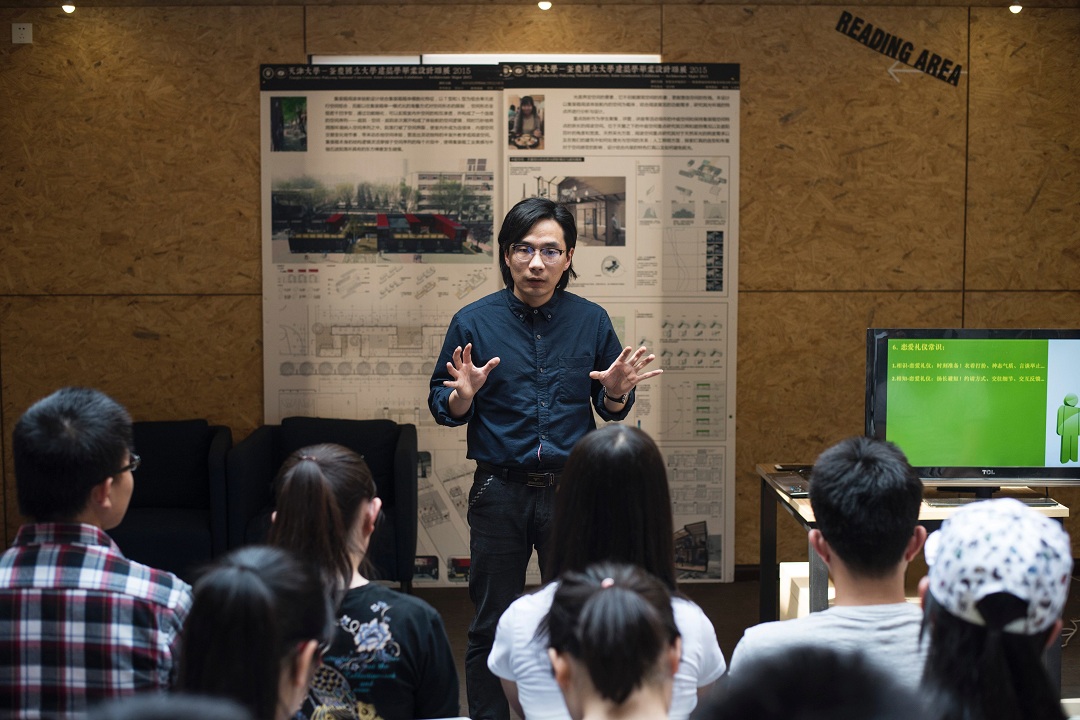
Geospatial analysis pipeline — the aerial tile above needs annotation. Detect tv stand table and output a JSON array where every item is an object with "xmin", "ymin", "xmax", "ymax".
[{"xmin": 756, "ymin": 464, "xmax": 1070, "ymax": 688}]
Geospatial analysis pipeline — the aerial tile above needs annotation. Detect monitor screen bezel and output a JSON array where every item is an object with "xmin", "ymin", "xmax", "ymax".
[{"xmin": 865, "ymin": 327, "xmax": 1080, "ymax": 485}]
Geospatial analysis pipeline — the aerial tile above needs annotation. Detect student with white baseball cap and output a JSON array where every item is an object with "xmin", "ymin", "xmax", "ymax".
[{"xmin": 919, "ymin": 497, "xmax": 1073, "ymax": 720}]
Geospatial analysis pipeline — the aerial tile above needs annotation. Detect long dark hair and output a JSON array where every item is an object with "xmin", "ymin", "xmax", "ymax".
[
  {"xmin": 920, "ymin": 591, "xmax": 1066, "ymax": 720},
  {"xmin": 497, "ymin": 196, "xmax": 577, "ymax": 292},
  {"xmin": 542, "ymin": 562, "xmax": 678, "ymax": 705},
  {"xmin": 268, "ymin": 443, "xmax": 378, "ymax": 602},
  {"xmin": 545, "ymin": 424, "xmax": 677, "ymax": 590},
  {"xmin": 178, "ymin": 546, "xmax": 333, "ymax": 720}
]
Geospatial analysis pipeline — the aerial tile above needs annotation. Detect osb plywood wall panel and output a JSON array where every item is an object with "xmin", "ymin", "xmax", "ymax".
[
  {"xmin": 736, "ymin": 291, "xmax": 963, "ymax": 560},
  {"xmin": 306, "ymin": 5, "xmax": 662, "ymax": 54},
  {"xmin": 0, "ymin": 6, "xmax": 305, "ymax": 296},
  {"xmin": 965, "ymin": 9, "xmax": 1080, "ymax": 291},
  {"xmin": 1, "ymin": 3, "xmax": 1077, "ymax": 561},
  {"xmin": 0, "ymin": 296, "xmax": 263, "ymax": 541},
  {"xmin": 663, "ymin": 6, "xmax": 968, "ymax": 292},
  {"xmin": 964, "ymin": 291, "xmax": 1080, "ymax": 546}
]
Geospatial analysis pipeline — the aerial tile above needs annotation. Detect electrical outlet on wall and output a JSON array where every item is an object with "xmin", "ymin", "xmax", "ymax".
[{"xmin": 12, "ymin": 23, "xmax": 33, "ymax": 44}]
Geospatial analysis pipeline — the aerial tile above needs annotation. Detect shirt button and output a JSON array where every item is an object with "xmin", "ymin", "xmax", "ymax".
[
  {"xmin": 540, "ymin": 368, "xmax": 545, "ymax": 373},
  {"xmin": 541, "ymin": 401, "xmax": 547, "ymax": 407},
  {"xmin": 533, "ymin": 309, "xmax": 538, "ymax": 314},
  {"xmin": 536, "ymin": 334, "xmax": 541, "ymax": 339}
]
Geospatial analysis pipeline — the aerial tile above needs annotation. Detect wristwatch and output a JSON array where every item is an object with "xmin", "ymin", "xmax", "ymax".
[{"xmin": 603, "ymin": 386, "xmax": 629, "ymax": 404}]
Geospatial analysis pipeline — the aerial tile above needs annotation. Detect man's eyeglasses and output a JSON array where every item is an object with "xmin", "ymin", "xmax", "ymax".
[
  {"xmin": 510, "ymin": 243, "xmax": 565, "ymax": 265},
  {"xmin": 118, "ymin": 453, "xmax": 141, "ymax": 474}
]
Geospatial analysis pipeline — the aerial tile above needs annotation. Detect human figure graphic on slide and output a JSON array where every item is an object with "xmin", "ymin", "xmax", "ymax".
[{"xmin": 1056, "ymin": 393, "xmax": 1080, "ymax": 463}]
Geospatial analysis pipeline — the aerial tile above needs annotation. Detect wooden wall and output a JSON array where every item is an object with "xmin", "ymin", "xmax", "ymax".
[{"xmin": 0, "ymin": 3, "xmax": 1077, "ymax": 562}]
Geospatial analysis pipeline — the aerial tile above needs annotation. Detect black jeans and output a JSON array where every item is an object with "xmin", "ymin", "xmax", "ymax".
[{"xmin": 465, "ymin": 468, "xmax": 556, "ymax": 720}]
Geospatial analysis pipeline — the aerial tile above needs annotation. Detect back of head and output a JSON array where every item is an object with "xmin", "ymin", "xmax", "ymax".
[
  {"xmin": 12, "ymin": 387, "xmax": 132, "ymax": 522},
  {"xmin": 268, "ymin": 443, "xmax": 377, "ymax": 598},
  {"xmin": 808, "ymin": 436, "xmax": 922, "ymax": 577},
  {"xmin": 497, "ymin": 196, "xmax": 578, "ymax": 291},
  {"xmin": 544, "ymin": 562, "xmax": 679, "ymax": 706},
  {"xmin": 178, "ymin": 546, "xmax": 333, "ymax": 720},
  {"xmin": 920, "ymin": 497, "xmax": 1073, "ymax": 720},
  {"xmin": 697, "ymin": 645, "xmax": 925, "ymax": 720},
  {"xmin": 546, "ymin": 425, "xmax": 676, "ymax": 589},
  {"xmin": 88, "ymin": 693, "xmax": 254, "ymax": 720}
]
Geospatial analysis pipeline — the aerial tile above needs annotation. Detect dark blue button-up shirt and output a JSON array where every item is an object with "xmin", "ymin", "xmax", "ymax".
[{"xmin": 429, "ymin": 288, "xmax": 632, "ymax": 472}]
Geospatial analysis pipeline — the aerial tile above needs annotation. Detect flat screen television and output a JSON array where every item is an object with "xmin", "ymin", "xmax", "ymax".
[{"xmin": 865, "ymin": 328, "xmax": 1080, "ymax": 488}]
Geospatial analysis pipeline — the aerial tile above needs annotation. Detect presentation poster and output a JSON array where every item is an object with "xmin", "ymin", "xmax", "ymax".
[{"xmin": 260, "ymin": 62, "xmax": 739, "ymax": 584}]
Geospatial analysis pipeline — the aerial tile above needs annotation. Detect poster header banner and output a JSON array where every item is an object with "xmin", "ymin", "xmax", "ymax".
[{"xmin": 260, "ymin": 64, "xmax": 505, "ymax": 91}]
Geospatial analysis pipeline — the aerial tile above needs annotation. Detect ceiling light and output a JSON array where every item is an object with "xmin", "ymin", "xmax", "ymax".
[
  {"xmin": 62, "ymin": 3, "xmax": 75, "ymax": 11},
  {"xmin": 538, "ymin": 1, "xmax": 552, "ymax": 9},
  {"xmin": 1008, "ymin": 3, "xmax": 1022, "ymax": 11}
]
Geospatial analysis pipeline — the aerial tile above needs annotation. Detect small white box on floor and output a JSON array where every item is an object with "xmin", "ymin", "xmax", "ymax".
[{"xmin": 779, "ymin": 561, "xmax": 834, "ymax": 620}]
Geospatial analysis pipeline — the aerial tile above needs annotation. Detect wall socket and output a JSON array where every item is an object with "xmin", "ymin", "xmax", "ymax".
[{"xmin": 12, "ymin": 23, "xmax": 33, "ymax": 44}]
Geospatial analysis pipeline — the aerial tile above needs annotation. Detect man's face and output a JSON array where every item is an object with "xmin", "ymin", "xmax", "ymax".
[{"xmin": 505, "ymin": 218, "xmax": 573, "ymax": 308}]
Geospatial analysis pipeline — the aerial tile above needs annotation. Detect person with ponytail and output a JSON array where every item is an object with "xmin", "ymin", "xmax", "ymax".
[
  {"xmin": 919, "ymin": 498, "xmax": 1073, "ymax": 720},
  {"xmin": 488, "ymin": 425, "xmax": 725, "ymax": 720},
  {"xmin": 177, "ymin": 546, "xmax": 333, "ymax": 720},
  {"xmin": 268, "ymin": 443, "xmax": 459, "ymax": 720},
  {"xmin": 542, "ymin": 563, "xmax": 681, "ymax": 720}
]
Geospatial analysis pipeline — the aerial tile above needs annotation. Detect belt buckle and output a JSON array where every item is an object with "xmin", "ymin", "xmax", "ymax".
[{"xmin": 526, "ymin": 473, "xmax": 553, "ymax": 488}]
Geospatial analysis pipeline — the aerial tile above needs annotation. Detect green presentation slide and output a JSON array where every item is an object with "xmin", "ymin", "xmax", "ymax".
[{"xmin": 885, "ymin": 339, "xmax": 1048, "ymax": 466}]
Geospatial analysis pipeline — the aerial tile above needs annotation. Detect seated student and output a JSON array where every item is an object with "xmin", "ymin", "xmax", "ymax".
[
  {"xmin": 489, "ymin": 425, "xmax": 726, "ymax": 720},
  {"xmin": 88, "ymin": 693, "xmax": 254, "ymax": 720},
  {"xmin": 919, "ymin": 498, "xmax": 1072, "ymax": 720},
  {"xmin": 694, "ymin": 645, "xmax": 926, "ymax": 720},
  {"xmin": 543, "ymin": 563, "xmax": 682, "ymax": 720},
  {"xmin": 0, "ymin": 387, "xmax": 192, "ymax": 718},
  {"xmin": 268, "ymin": 444, "xmax": 460, "ymax": 720},
  {"xmin": 177, "ymin": 545, "xmax": 333, "ymax": 720},
  {"xmin": 728, "ymin": 436, "xmax": 928, "ymax": 689}
]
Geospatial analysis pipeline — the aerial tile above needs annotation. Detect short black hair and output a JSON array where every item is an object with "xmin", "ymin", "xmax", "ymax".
[
  {"xmin": 12, "ymin": 387, "xmax": 133, "ymax": 522},
  {"xmin": 497, "ymin": 197, "xmax": 578, "ymax": 292},
  {"xmin": 808, "ymin": 436, "xmax": 922, "ymax": 577},
  {"xmin": 697, "ymin": 645, "xmax": 926, "ymax": 720}
]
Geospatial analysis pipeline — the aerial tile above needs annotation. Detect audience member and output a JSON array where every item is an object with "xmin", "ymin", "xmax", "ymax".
[
  {"xmin": 88, "ymin": 693, "xmax": 254, "ymax": 720},
  {"xmin": 177, "ymin": 545, "xmax": 333, "ymax": 720},
  {"xmin": 543, "ymin": 563, "xmax": 682, "ymax": 720},
  {"xmin": 0, "ymin": 387, "xmax": 192, "ymax": 718},
  {"xmin": 728, "ymin": 436, "xmax": 927, "ymax": 688},
  {"xmin": 693, "ymin": 645, "xmax": 926, "ymax": 720},
  {"xmin": 268, "ymin": 443, "xmax": 460, "ymax": 719},
  {"xmin": 919, "ymin": 497, "xmax": 1072, "ymax": 720},
  {"xmin": 488, "ymin": 424, "xmax": 725, "ymax": 720}
]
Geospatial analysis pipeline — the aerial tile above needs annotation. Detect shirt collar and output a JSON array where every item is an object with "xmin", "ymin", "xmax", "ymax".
[
  {"xmin": 14, "ymin": 522, "xmax": 120, "ymax": 551},
  {"xmin": 504, "ymin": 286, "xmax": 560, "ymax": 322}
]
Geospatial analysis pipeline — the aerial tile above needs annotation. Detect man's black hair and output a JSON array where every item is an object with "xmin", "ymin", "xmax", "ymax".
[
  {"xmin": 497, "ymin": 197, "xmax": 578, "ymax": 291},
  {"xmin": 12, "ymin": 387, "xmax": 132, "ymax": 522},
  {"xmin": 808, "ymin": 436, "xmax": 922, "ymax": 577}
]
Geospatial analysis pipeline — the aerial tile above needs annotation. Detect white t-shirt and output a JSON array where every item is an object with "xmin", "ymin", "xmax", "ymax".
[
  {"xmin": 728, "ymin": 603, "xmax": 927, "ymax": 690},
  {"xmin": 488, "ymin": 582, "xmax": 726, "ymax": 720}
]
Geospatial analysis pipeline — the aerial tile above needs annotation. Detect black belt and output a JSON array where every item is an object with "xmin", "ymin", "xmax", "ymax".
[{"xmin": 477, "ymin": 461, "xmax": 561, "ymax": 488}]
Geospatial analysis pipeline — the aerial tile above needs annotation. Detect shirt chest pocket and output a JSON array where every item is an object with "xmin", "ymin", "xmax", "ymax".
[{"xmin": 556, "ymin": 355, "xmax": 594, "ymax": 403}]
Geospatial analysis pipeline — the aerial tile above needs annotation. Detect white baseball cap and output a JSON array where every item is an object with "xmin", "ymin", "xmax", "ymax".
[{"xmin": 924, "ymin": 497, "xmax": 1072, "ymax": 634}]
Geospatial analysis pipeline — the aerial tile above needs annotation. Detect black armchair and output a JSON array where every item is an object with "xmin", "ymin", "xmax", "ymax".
[
  {"xmin": 226, "ymin": 417, "xmax": 418, "ymax": 592},
  {"xmin": 107, "ymin": 419, "xmax": 232, "ymax": 583}
]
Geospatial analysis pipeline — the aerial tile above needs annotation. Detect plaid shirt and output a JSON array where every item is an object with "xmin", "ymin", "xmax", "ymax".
[{"xmin": 0, "ymin": 523, "xmax": 193, "ymax": 719}]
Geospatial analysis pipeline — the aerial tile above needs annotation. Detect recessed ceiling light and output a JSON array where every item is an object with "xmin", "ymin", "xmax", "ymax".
[{"xmin": 538, "ymin": 1, "xmax": 552, "ymax": 9}]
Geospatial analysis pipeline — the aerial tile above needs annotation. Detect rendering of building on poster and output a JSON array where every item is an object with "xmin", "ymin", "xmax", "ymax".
[{"xmin": 260, "ymin": 62, "xmax": 740, "ymax": 585}]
